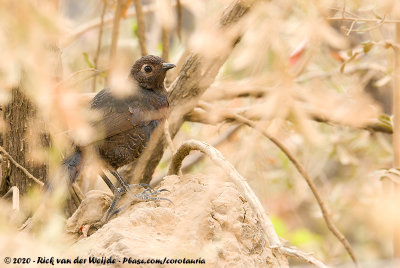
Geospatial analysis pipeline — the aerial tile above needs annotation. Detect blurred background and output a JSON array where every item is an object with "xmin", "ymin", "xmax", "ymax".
[{"xmin": 0, "ymin": 0, "xmax": 399, "ymax": 266}]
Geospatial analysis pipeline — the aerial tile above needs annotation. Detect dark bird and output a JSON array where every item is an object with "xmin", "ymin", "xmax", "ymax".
[{"xmin": 63, "ymin": 55, "xmax": 175, "ymax": 222}]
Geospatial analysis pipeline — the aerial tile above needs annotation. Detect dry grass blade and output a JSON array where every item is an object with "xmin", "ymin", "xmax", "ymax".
[{"xmin": 2, "ymin": 186, "xmax": 20, "ymax": 211}]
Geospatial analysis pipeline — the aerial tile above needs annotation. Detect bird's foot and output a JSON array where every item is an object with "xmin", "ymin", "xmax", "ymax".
[
  {"xmin": 97, "ymin": 185, "xmax": 172, "ymax": 228},
  {"xmin": 135, "ymin": 188, "xmax": 173, "ymax": 204},
  {"xmin": 119, "ymin": 183, "xmax": 153, "ymax": 195}
]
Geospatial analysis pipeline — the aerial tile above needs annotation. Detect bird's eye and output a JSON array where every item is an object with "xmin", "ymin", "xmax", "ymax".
[{"xmin": 144, "ymin": 65, "xmax": 152, "ymax": 73}]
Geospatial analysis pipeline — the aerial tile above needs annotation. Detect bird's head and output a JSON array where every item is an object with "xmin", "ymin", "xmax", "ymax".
[{"xmin": 130, "ymin": 55, "xmax": 175, "ymax": 90}]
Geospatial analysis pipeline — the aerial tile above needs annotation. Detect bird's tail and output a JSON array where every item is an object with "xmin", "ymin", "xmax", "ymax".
[
  {"xmin": 62, "ymin": 149, "xmax": 82, "ymax": 185},
  {"xmin": 44, "ymin": 149, "xmax": 82, "ymax": 191}
]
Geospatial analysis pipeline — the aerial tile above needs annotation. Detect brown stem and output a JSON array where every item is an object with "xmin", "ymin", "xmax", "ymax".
[
  {"xmin": 392, "ymin": 22, "xmax": 400, "ymax": 259},
  {"xmin": 108, "ymin": 0, "xmax": 124, "ymax": 82},
  {"xmin": 162, "ymin": 27, "xmax": 170, "ymax": 62},
  {"xmin": 222, "ymin": 111, "xmax": 359, "ymax": 266},
  {"xmin": 133, "ymin": 0, "xmax": 148, "ymax": 56},
  {"xmin": 92, "ymin": 0, "xmax": 108, "ymax": 92},
  {"xmin": 176, "ymin": 0, "xmax": 182, "ymax": 40}
]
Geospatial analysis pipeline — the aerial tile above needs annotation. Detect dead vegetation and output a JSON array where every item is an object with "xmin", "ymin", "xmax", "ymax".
[{"xmin": 1, "ymin": 0, "xmax": 400, "ymax": 267}]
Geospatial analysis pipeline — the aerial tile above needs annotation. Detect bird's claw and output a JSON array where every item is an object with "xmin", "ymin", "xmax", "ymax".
[
  {"xmin": 136, "ymin": 192, "xmax": 174, "ymax": 204},
  {"xmin": 139, "ymin": 188, "xmax": 170, "ymax": 196}
]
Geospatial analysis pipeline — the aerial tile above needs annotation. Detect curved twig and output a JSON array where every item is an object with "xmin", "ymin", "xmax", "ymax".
[
  {"xmin": 219, "ymin": 111, "xmax": 358, "ymax": 266},
  {"xmin": 0, "ymin": 145, "xmax": 44, "ymax": 187},
  {"xmin": 280, "ymin": 246, "xmax": 328, "ymax": 268},
  {"xmin": 168, "ymin": 139, "xmax": 327, "ymax": 268}
]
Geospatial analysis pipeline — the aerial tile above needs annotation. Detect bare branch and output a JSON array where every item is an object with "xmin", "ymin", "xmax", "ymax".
[
  {"xmin": 327, "ymin": 16, "xmax": 400, "ymax": 23},
  {"xmin": 187, "ymin": 102, "xmax": 392, "ymax": 135},
  {"xmin": 392, "ymin": 21, "xmax": 400, "ymax": 258},
  {"xmin": 279, "ymin": 246, "xmax": 328, "ymax": 268},
  {"xmin": 163, "ymin": 119, "xmax": 177, "ymax": 155},
  {"xmin": 133, "ymin": 0, "xmax": 148, "ymax": 56},
  {"xmin": 150, "ymin": 124, "xmax": 242, "ymax": 187},
  {"xmin": 0, "ymin": 145, "xmax": 44, "ymax": 187},
  {"xmin": 108, "ymin": 0, "xmax": 124, "ymax": 79},
  {"xmin": 162, "ymin": 27, "xmax": 170, "ymax": 61},
  {"xmin": 194, "ymin": 102, "xmax": 358, "ymax": 265},
  {"xmin": 232, "ymin": 114, "xmax": 358, "ymax": 265},
  {"xmin": 176, "ymin": 0, "xmax": 182, "ymax": 40},
  {"xmin": 92, "ymin": 0, "xmax": 108, "ymax": 92}
]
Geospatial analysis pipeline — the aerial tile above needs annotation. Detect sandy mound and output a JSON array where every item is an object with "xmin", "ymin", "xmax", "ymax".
[{"xmin": 67, "ymin": 174, "xmax": 282, "ymax": 267}]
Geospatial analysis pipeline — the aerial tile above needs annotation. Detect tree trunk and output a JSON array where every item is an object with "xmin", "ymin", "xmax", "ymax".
[{"xmin": 0, "ymin": 87, "xmax": 47, "ymax": 195}]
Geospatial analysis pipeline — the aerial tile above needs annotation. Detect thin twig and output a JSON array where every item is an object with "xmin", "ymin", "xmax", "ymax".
[
  {"xmin": 176, "ymin": 0, "xmax": 182, "ymax": 40},
  {"xmin": 280, "ymin": 246, "xmax": 328, "ymax": 268},
  {"xmin": 92, "ymin": 0, "xmax": 108, "ymax": 92},
  {"xmin": 0, "ymin": 145, "xmax": 44, "ymax": 187},
  {"xmin": 108, "ymin": 0, "xmax": 124, "ymax": 82},
  {"xmin": 196, "ymin": 102, "xmax": 358, "ymax": 265},
  {"xmin": 187, "ymin": 103, "xmax": 393, "ymax": 134},
  {"xmin": 162, "ymin": 27, "xmax": 170, "ymax": 62},
  {"xmin": 162, "ymin": 25, "xmax": 171, "ymax": 85},
  {"xmin": 133, "ymin": 0, "xmax": 148, "ymax": 56},
  {"xmin": 54, "ymin": 68, "xmax": 97, "ymax": 89},
  {"xmin": 346, "ymin": 20, "xmax": 356, "ymax": 36},
  {"xmin": 392, "ymin": 22, "xmax": 400, "ymax": 258},
  {"xmin": 327, "ymin": 16, "xmax": 400, "ymax": 23},
  {"xmin": 164, "ymin": 119, "xmax": 176, "ymax": 154},
  {"xmin": 61, "ymin": 0, "xmax": 190, "ymax": 47},
  {"xmin": 226, "ymin": 113, "xmax": 359, "ymax": 266},
  {"xmin": 151, "ymin": 124, "xmax": 242, "ymax": 187},
  {"xmin": 168, "ymin": 139, "xmax": 327, "ymax": 267}
]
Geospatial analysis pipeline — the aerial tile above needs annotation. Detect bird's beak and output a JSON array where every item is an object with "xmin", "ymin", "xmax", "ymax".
[{"xmin": 162, "ymin": 63, "xmax": 176, "ymax": 70}]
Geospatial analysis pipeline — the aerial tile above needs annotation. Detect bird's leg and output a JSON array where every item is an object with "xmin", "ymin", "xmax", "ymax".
[
  {"xmin": 110, "ymin": 170, "xmax": 155, "ymax": 194},
  {"xmin": 101, "ymin": 186, "xmax": 125, "ymax": 223},
  {"xmin": 110, "ymin": 170, "xmax": 130, "ymax": 191},
  {"xmin": 100, "ymin": 172, "xmax": 117, "ymax": 194},
  {"xmin": 97, "ymin": 170, "xmax": 172, "ymax": 226}
]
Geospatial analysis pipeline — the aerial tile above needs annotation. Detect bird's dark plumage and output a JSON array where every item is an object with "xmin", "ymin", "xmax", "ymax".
[{"xmin": 64, "ymin": 55, "xmax": 175, "ymax": 184}]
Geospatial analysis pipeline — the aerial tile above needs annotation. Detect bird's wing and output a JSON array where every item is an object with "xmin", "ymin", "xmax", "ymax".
[
  {"xmin": 88, "ymin": 89, "xmax": 166, "ymax": 144},
  {"xmin": 88, "ymin": 89, "xmax": 144, "ymax": 142}
]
